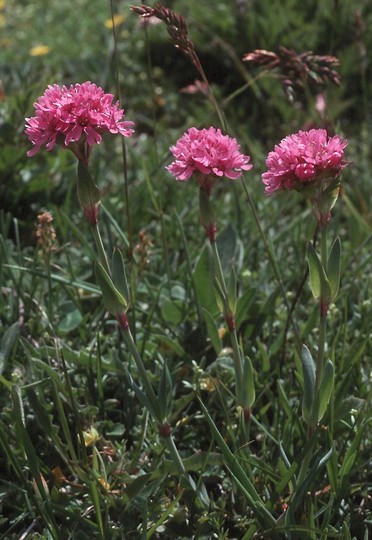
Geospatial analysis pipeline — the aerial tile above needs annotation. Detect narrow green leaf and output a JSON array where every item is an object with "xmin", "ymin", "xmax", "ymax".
[
  {"xmin": 307, "ymin": 242, "xmax": 331, "ymax": 301},
  {"xmin": 0, "ymin": 322, "xmax": 20, "ymax": 374},
  {"xmin": 318, "ymin": 359, "xmax": 334, "ymax": 422},
  {"xmin": 11, "ymin": 385, "xmax": 59, "ymax": 536},
  {"xmin": 213, "ymin": 275, "xmax": 226, "ymax": 313},
  {"xmin": 339, "ymin": 450, "xmax": 356, "ymax": 480},
  {"xmin": 12, "ymin": 385, "xmax": 26, "ymax": 428},
  {"xmin": 286, "ymin": 447, "xmax": 333, "ymax": 525},
  {"xmin": 327, "ymin": 236, "xmax": 341, "ymax": 300},
  {"xmin": 112, "ymin": 247, "xmax": 130, "ymax": 304},
  {"xmin": 4, "ymin": 264, "xmax": 100, "ymax": 294},
  {"xmin": 202, "ymin": 308, "xmax": 222, "ymax": 354},
  {"xmin": 306, "ymin": 243, "xmax": 321, "ymax": 298},
  {"xmin": 326, "ymin": 431, "xmax": 339, "ymax": 495},
  {"xmin": 88, "ymin": 480, "xmax": 104, "ymax": 538},
  {"xmin": 193, "ymin": 245, "xmax": 218, "ymax": 314},
  {"xmin": 235, "ymin": 287, "xmax": 255, "ymax": 327},
  {"xmin": 197, "ymin": 395, "xmax": 262, "ymax": 506},
  {"xmin": 157, "ymin": 362, "xmax": 170, "ymax": 420},
  {"xmin": 0, "ymin": 418, "xmax": 24, "ymax": 481},
  {"xmin": 11, "ymin": 387, "xmax": 47, "ymax": 498},
  {"xmin": 227, "ymin": 266, "xmax": 237, "ymax": 314},
  {"xmin": 341, "ymin": 521, "xmax": 352, "ymax": 540},
  {"xmin": 321, "ymin": 494, "xmax": 335, "ymax": 531},
  {"xmin": 277, "ymin": 380, "xmax": 293, "ymax": 420},
  {"xmin": 301, "ymin": 345, "xmax": 316, "ymax": 423},
  {"xmin": 241, "ymin": 356, "xmax": 255, "ymax": 409},
  {"xmin": 77, "ymin": 161, "xmax": 100, "ymax": 209},
  {"xmin": 146, "ymin": 489, "xmax": 184, "ymax": 540},
  {"xmin": 95, "ymin": 260, "xmax": 127, "ymax": 315}
]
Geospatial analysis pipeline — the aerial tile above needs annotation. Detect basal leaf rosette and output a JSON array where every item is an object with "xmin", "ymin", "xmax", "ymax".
[
  {"xmin": 262, "ymin": 129, "xmax": 349, "ymax": 227},
  {"xmin": 25, "ymin": 81, "xmax": 134, "ymax": 165}
]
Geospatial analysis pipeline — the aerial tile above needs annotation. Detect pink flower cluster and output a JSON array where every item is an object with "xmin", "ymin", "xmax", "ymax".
[
  {"xmin": 262, "ymin": 129, "xmax": 348, "ymax": 194},
  {"xmin": 25, "ymin": 82, "xmax": 134, "ymax": 158},
  {"xmin": 167, "ymin": 127, "xmax": 252, "ymax": 191}
]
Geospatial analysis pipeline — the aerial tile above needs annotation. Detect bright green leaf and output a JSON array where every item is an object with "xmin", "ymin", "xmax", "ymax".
[
  {"xmin": 307, "ymin": 242, "xmax": 331, "ymax": 301},
  {"xmin": 0, "ymin": 322, "xmax": 20, "ymax": 375},
  {"xmin": 95, "ymin": 260, "xmax": 127, "ymax": 315},
  {"xmin": 77, "ymin": 161, "xmax": 100, "ymax": 209},
  {"xmin": 318, "ymin": 359, "xmax": 334, "ymax": 422},
  {"xmin": 193, "ymin": 245, "xmax": 218, "ymax": 314},
  {"xmin": 301, "ymin": 345, "xmax": 316, "ymax": 423},
  {"xmin": 112, "ymin": 247, "xmax": 130, "ymax": 304},
  {"xmin": 327, "ymin": 236, "xmax": 341, "ymax": 300},
  {"xmin": 241, "ymin": 356, "xmax": 255, "ymax": 409},
  {"xmin": 202, "ymin": 308, "xmax": 222, "ymax": 354},
  {"xmin": 227, "ymin": 266, "xmax": 237, "ymax": 314}
]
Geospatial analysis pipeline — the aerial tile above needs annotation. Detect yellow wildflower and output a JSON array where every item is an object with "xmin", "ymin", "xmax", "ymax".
[
  {"xmin": 104, "ymin": 14, "xmax": 125, "ymax": 29},
  {"xmin": 29, "ymin": 45, "xmax": 50, "ymax": 56}
]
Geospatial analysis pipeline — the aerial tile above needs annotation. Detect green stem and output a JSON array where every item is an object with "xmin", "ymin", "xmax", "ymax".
[
  {"xmin": 174, "ymin": 210, "xmax": 204, "ymax": 332},
  {"xmin": 320, "ymin": 226, "xmax": 328, "ymax": 273},
  {"xmin": 291, "ymin": 225, "xmax": 329, "ymax": 532},
  {"xmin": 315, "ymin": 307, "xmax": 327, "ymax": 393},
  {"xmin": 313, "ymin": 225, "xmax": 328, "ymax": 412},
  {"xmin": 90, "ymin": 222, "xmax": 110, "ymax": 275},
  {"xmin": 160, "ymin": 210, "xmax": 172, "ymax": 294}
]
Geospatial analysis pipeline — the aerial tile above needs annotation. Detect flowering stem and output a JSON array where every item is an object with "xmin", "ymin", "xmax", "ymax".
[
  {"xmin": 312, "ymin": 225, "xmax": 329, "ymax": 425},
  {"xmin": 315, "ymin": 306, "xmax": 327, "ymax": 394},
  {"xmin": 290, "ymin": 225, "xmax": 330, "ymax": 530},
  {"xmin": 90, "ymin": 222, "xmax": 110, "ymax": 275},
  {"xmin": 174, "ymin": 210, "xmax": 204, "ymax": 331},
  {"xmin": 160, "ymin": 210, "xmax": 172, "ymax": 294}
]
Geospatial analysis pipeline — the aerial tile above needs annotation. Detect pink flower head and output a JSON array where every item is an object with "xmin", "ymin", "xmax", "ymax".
[
  {"xmin": 25, "ymin": 82, "xmax": 134, "ymax": 161},
  {"xmin": 262, "ymin": 129, "xmax": 348, "ymax": 194},
  {"xmin": 167, "ymin": 127, "xmax": 252, "ymax": 195}
]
